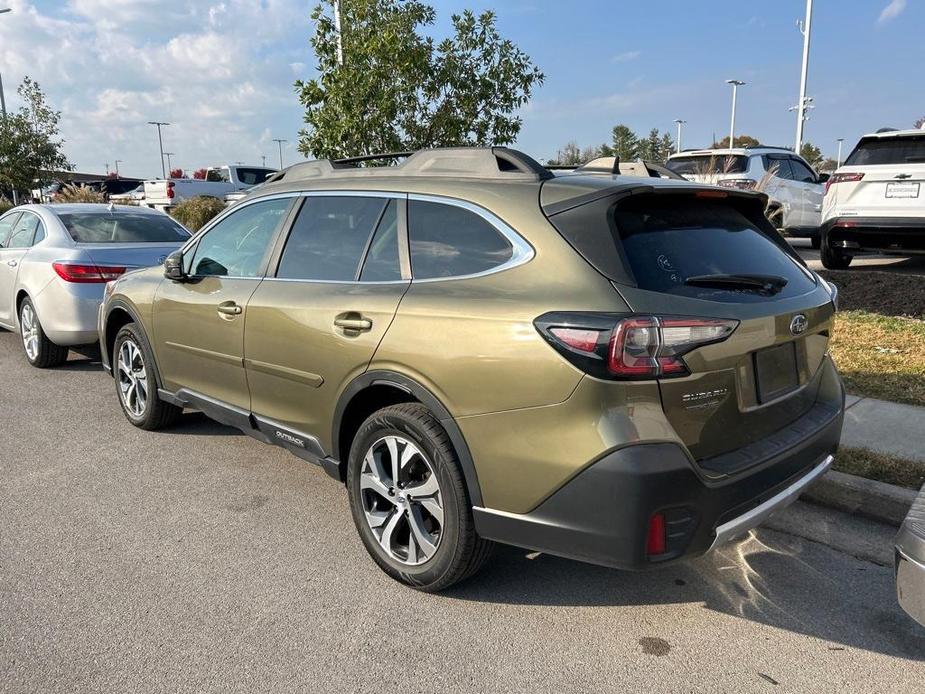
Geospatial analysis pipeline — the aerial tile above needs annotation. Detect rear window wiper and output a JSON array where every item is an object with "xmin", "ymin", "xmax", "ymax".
[{"xmin": 684, "ymin": 273, "xmax": 788, "ymax": 295}]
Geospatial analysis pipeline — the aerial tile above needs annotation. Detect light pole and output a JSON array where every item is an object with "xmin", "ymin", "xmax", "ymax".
[
  {"xmin": 164, "ymin": 152, "xmax": 175, "ymax": 174},
  {"xmin": 836, "ymin": 138, "xmax": 844, "ymax": 168},
  {"xmin": 273, "ymin": 138, "xmax": 287, "ymax": 169},
  {"xmin": 794, "ymin": 0, "xmax": 814, "ymax": 152},
  {"xmin": 147, "ymin": 121, "xmax": 170, "ymax": 179},
  {"xmin": 114, "ymin": 159, "xmax": 122, "ymax": 176},
  {"xmin": 261, "ymin": 155, "xmax": 267, "ymax": 167},
  {"xmin": 673, "ymin": 119, "xmax": 686, "ymax": 153},
  {"xmin": 1, "ymin": 8, "xmax": 13, "ymax": 202},
  {"xmin": 333, "ymin": 0, "xmax": 344, "ymax": 66},
  {"xmin": 725, "ymin": 80, "xmax": 745, "ymax": 148}
]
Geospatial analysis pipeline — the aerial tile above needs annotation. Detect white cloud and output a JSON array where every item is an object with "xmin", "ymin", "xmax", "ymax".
[
  {"xmin": 611, "ymin": 50, "xmax": 641, "ymax": 63},
  {"xmin": 878, "ymin": 0, "xmax": 907, "ymax": 24},
  {"xmin": 0, "ymin": 0, "xmax": 311, "ymax": 177}
]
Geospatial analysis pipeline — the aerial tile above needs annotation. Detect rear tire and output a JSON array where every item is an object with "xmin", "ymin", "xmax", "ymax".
[
  {"xmin": 19, "ymin": 297, "xmax": 69, "ymax": 368},
  {"xmin": 346, "ymin": 403, "xmax": 493, "ymax": 591},
  {"xmin": 810, "ymin": 233, "xmax": 821, "ymax": 250},
  {"xmin": 820, "ymin": 231, "xmax": 852, "ymax": 269},
  {"xmin": 113, "ymin": 323, "xmax": 181, "ymax": 430}
]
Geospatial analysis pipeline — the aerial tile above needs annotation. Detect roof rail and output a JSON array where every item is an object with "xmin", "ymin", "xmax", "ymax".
[
  {"xmin": 264, "ymin": 147, "xmax": 553, "ymax": 185},
  {"xmin": 744, "ymin": 144, "xmax": 794, "ymax": 151}
]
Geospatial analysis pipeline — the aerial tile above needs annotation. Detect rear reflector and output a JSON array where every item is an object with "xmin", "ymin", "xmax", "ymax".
[
  {"xmin": 549, "ymin": 327, "xmax": 601, "ymax": 353},
  {"xmin": 166, "ymin": 180, "xmax": 175, "ymax": 199},
  {"xmin": 646, "ymin": 513, "xmax": 667, "ymax": 556},
  {"xmin": 52, "ymin": 262, "xmax": 127, "ymax": 283}
]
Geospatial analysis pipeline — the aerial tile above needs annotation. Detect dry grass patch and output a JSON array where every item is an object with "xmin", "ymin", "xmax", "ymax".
[
  {"xmin": 830, "ymin": 311, "xmax": 925, "ymax": 406},
  {"xmin": 833, "ymin": 447, "xmax": 925, "ymax": 490}
]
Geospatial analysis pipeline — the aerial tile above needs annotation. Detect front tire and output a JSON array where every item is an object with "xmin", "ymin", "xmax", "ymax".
[
  {"xmin": 113, "ymin": 323, "xmax": 181, "ymax": 430},
  {"xmin": 19, "ymin": 297, "xmax": 68, "ymax": 368},
  {"xmin": 347, "ymin": 403, "xmax": 493, "ymax": 591}
]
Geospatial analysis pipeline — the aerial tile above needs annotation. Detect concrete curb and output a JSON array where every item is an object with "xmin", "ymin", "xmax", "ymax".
[{"xmin": 802, "ymin": 469, "xmax": 917, "ymax": 527}]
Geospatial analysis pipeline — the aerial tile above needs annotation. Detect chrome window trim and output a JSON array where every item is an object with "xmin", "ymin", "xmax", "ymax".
[{"xmin": 407, "ymin": 193, "xmax": 535, "ymax": 282}]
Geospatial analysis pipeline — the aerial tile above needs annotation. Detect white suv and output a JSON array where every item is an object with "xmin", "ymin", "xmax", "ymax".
[
  {"xmin": 666, "ymin": 146, "xmax": 826, "ymax": 247},
  {"xmin": 820, "ymin": 127, "xmax": 925, "ymax": 269}
]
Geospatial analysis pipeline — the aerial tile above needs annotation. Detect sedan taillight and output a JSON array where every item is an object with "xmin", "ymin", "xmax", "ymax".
[
  {"xmin": 824, "ymin": 172, "xmax": 864, "ymax": 195},
  {"xmin": 52, "ymin": 262, "xmax": 127, "ymax": 283},
  {"xmin": 536, "ymin": 313, "xmax": 739, "ymax": 380}
]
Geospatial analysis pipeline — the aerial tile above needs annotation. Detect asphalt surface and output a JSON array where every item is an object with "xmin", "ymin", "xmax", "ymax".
[
  {"xmin": 790, "ymin": 237, "xmax": 925, "ymax": 275},
  {"xmin": 1, "ymin": 329, "xmax": 923, "ymax": 693}
]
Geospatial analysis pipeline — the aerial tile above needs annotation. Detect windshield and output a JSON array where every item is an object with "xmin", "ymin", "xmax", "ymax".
[
  {"xmin": 58, "ymin": 212, "xmax": 190, "ymax": 244},
  {"xmin": 666, "ymin": 155, "xmax": 748, "ymax": 176},
  {"xmin": 845, "ymin": 135, "xmax": 925, "ymax": 165}
]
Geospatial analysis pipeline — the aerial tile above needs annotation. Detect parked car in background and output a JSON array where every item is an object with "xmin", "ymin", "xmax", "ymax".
[
  {"xmin": 100, "ymin": 178, "xmax": 144, "ymax": 199},
  {"xmin": 0, "ymin": 204, "xmax": 190, "ymax": 368},
  {"xmin": 143, "ymin": 165, "xmax": 277, "ymax": 212},
  {"xmin": 896, "ymin": 483, "xmax": 925, "ymax": 627},
  {"xmin": 98, "ymin": 147, "xmax": 842, "ymax": 591},
  {"xmin": 109, "ymin": 184, "xmax": 145, "ymax": 204},
  {"xmin": 820, "ymin": 127, "xmax": 925, "ymax": 269},
  {"xmin": 667, "ymin": 146, "xmax": 827, "ymax": 248}
]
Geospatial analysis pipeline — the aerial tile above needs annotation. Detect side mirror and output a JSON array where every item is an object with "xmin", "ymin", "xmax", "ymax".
[
  {"xmin": 817, "ymin": 172, "xmax": 830, "ymax": 184},
  {"xmin": 163, "ymin": 250, "xmax": 187, "ymax": 281}
]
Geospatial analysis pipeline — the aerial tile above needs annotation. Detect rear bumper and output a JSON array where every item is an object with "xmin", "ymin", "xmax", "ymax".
[
  {"xmin": 32, "ymin": 279, "xmax": 103, "ymax": 346},
  {"xmin": 895, "ymin": 484, "xmax": 925, "ymax": 627},
  {"xmin": 474, "ymin": 398, "xmax": 843, "ymax": 570},
  {"xmin": 823, "ymin": 216, "xmax": 925, "ymax": 254}
]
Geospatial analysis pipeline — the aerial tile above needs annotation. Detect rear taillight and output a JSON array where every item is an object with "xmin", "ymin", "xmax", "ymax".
[
  {"xmin": 824, "ymin": 172, "xmax": 864, "ymax": 195},
  {"xmin": 52, "ymin": 262, "xmax": 127, "ymax": 283},
  {"xmin": 717, "ymin": 178, "xmax": 758, "ymax": 190},
  {"xmin": 536, "ymin": 313, "xmax": 739, "ymax": 380},
  {"xmin": 166, "ymin": 181, "xmax": 175, "ymax": 199}
]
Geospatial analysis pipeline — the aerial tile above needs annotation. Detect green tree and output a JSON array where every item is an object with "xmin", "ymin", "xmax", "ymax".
[
  {"xmin": 637, "ymin": 128, "xmax": 661, "ymax": 161},
  {"xmin": 819, "ymin": 157, "xmax": 839, "ymax": 172},
  {"xmin": 610, "ymin": 124, "xmax": 638, "ymax": 161},
  {"xmin": 658, "ymin": 131, "xmax": 675, "ymax": 163},
  {"xmin": 295, "ymin": 1, "xmax": 544, "ymax": 159},
  {"xmin": 799, "ymin": 141, "xmax": 823, "ymax": 168},
  {"xmin": 0, "ymin": 77, "xmax": 70, "ymax": 198},
  {"xmin": 710, "ymin": 134, "xmax": 760, "ymax": 149}
]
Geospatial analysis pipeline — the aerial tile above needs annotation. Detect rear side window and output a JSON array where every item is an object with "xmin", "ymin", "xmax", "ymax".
[
  {"xmin": 277, "ymin": 196, "xmax": 388, "ymax": 281},
  {"xmin": 846, "ymin": 135, "xmax": 925, "ymax": 166},
  {"xmin": 666, "ymin": 155, "xmax": 748, "ymax": 176},
  {"xmin": 408, "ymin": 200, "xmax": 513, "ymax": 279},
  {"xmin": 612, "ymin": 197, "xmax": 816, "ymax": 302},
  {"xmin": 0, "ymin": 212, "xmax": 21, "ymax": 247},
  {"xmin": 58, "ymin": 213, "xmax": 190, "ymax": 243}
]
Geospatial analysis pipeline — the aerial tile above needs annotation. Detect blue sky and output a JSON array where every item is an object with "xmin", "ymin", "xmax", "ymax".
[{"xmin": 1, "ymin": 0, "xmax": 922, "ymax": 177}]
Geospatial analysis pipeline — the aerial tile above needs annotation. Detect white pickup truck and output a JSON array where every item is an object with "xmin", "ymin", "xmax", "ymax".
[{"xmin": 143, "ymin": 165, "xmax": 277, "ymax": 211}]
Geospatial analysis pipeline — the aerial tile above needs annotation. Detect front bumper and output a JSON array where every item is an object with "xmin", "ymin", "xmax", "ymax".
[
  {"xmin": 473, "ymin": 403, "xmax": 842, "ymax": 570},
  {"xmin": 823, "ymin": 216, "xmax": 925, "ymax": 255},
  {"xmin": 896, "ymin": 484, "xmax": 925, "ymax": 627}
]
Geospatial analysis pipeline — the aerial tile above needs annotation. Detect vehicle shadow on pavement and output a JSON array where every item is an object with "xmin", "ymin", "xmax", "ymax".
[
  {"xmin": 447, "ymin": 531, "xmax": 925, "ymax": 661},
  {"xmin": 167, "ymin": 412, "xmax": 243, "ymax": 437}
]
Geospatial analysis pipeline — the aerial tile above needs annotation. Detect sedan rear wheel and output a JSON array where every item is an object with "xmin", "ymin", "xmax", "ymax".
[{"xmin": 19, "ymin": 297, "xmax": 68, "ymax": 368}]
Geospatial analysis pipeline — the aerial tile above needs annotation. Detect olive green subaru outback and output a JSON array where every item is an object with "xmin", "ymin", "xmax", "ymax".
[{"xmin": 98, "ymin": 148, "xmax": 843, "ymax": 591}]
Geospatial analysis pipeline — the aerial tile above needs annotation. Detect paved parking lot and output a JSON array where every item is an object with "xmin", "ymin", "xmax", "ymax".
[
  {"xmin": 1, "ymin": 329, "xmax": 923, "ymax": 693},
  {"xmin": 790, "ymin": 238, "xmax": 925, "ymax": 275}
]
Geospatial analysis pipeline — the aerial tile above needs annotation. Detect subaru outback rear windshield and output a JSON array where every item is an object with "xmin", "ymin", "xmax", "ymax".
[
  {"xmin": 665, "ymin": 155, "xmax": 748, "ymax": 175},
  {"xmin": 549, "ymin": 194, "xmax": 816, "ymax": 303},
  {"xmin": 845, "ymin": 135, "xmax": 925, "ymax": 165}
]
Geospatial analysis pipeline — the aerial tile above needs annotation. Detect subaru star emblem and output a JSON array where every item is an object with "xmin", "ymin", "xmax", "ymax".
[{"xmin": 790, "ymin": 314, "xmax": 808, "ymax": 335}]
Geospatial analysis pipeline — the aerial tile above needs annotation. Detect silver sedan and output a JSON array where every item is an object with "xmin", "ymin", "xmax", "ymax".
[{"xmin": 0, "ymin": 204, "xmax": 190, "ymax": 367}]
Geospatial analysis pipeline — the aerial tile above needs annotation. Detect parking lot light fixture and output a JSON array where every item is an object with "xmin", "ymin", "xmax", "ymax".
[
  {"xmin": 273, "ymin": 138, "xmax": 287, "ymax": 169},
  {"xmin": 725, "ymin": 80, "xmax": 746, "ymax": 149},
  {"xmin": 836, "ymin": 138, "xmax": 844, "ymax": 168},
  {"xmin": 147, "ymin": 121, "xmax": 170, "ymax": 179}
]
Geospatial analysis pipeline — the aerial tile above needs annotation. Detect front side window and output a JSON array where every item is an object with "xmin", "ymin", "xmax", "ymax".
[
  {"xmin": 408, "ymin": 200, "xmax": 513, "ymax": 279},
  {"xmin": 765, "ymin": 156, "xmax": 794, "ymax": 180},
  {"xmin": 189, "ymin": 197, "xmax": 291, "ymax": 278},
  {"xmin": 277, "ymin": 196, "xmax": 389, "ymax": 281},
  {"xmin": 0, "ymin": 213, "xmax": 21, "ymax": 247},
  {"xmin": 6, "ymin": 213, "xmax": 43, "ymax": 249},
  {"xmin": 789, "ymin": 158, "xmax": 817, "ymax": 183}
]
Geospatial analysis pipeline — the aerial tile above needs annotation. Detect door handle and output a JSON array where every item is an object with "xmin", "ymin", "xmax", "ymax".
[
  {"xmin": 216, "ymin": 302, "xmax": 242, "ymax": 316},
  {"xmin": 334, "ymin": 315, "xmax": 372, "ymax": 332},
  {"xmin": 7, "ymin": 260, "xmax": 17, "ymax": 267}
]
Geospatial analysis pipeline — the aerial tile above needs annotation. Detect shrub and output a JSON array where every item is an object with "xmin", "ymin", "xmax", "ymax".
[
  {"xmin": 170, "ymin": 195, "xmax": 225, "ymax": 231},
  {"xmin": 0, "ymin": 197, "xmax": 15, "ymax": 215},
  {"xmin": 55, "ymin": 184, "xmax": 106, "ymax": 203}
]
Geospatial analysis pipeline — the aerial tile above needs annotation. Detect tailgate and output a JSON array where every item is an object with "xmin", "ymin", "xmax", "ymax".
[{"xmin": 836, "ymin": 164, "xmax": 925, "ymax": 216}]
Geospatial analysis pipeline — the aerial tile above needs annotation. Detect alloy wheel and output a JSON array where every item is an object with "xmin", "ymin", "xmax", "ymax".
[
  {"xmin": 20, "ymin": 304, "xmax": 39, "ymax": 361},
  {"xmin": 117, "ymin": 338, "xmax": 148, "ymax": 418},
  {"xmin": 360, "ymin": 435, "xmax": 444, "ymax": 566}
]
